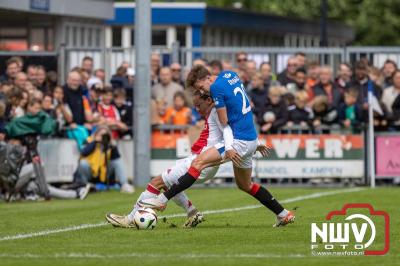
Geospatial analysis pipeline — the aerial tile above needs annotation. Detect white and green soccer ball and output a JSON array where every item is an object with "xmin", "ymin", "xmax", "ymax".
[{"xmin": 133, "ymin": 207, "xmax": 158, "ymax": 230}]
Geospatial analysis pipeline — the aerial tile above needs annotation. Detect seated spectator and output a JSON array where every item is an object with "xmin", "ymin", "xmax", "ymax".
[
  {"xmin": 287, "ymin": 90, "xmax": 313, "ymax": 128},
  {"xmin": 242, "ymin": 60, "xmax": 257, "ymax": 91},
  {"xmin": 338, "ymin": 88, "xmax": 365, "ymax": 130},
  {"xmin": 52, "ymin": 85, "xmax": 73, "ymax": 134},
  {"xmin": 81, "ymin": 56, "xmax": 94, "ymax": 76},
  {"xmin": 170, "ymin": 62, "xmax": 185, "ymax": 87},
  {"xmin": 353, "ymin": 61, "xmax": 382, "ymax": 107},
  {"xmin": 335, "ymin": 63, "xmax": 353, "ymax": 91},
  {"xmin": 36, "ymin": 66, "xmax": 48, "ymax": 94},
  {"xmin": 42, "ymin": 94, "xmax": 57, "ymax": 119},
  {"xmin": 311, "ymin": 66, "xmax": 343, "ymax": 108},
  {"xmin": 26, "ymin": 65, "xmax": 38, "ymax": 84},
  {"xmin": 94, "ymin": 68, "xmax": 106, "ymax": 84},
  {"xmin": 110, "ymin": 66, "xmax": 129, "ymax": 89},
  {"xmin": 248, "ymin": 72, "xmax": 268, "ymax": 118},
  {"xmin": 259, "ymin": 62, "xmax": 273, "ymax": 89},
  {"xmin": 113, "ymin": 88, "xmax": 132, "ymax": 138},
  {"xmin": 235, "ymin": 51, "xmax": 248, "ymax": 71},
  {"xmin": 63, "ymin": 71, "xmax": 93, "ymax": 149},
  {"xmin": 97, "ymin": 87, "xmax": 128, "ymax": 139},
  {"xmin": 14, "ymin": 90, "xmax": 29, "ymax": 118},
  {"xmin": 163, "ymin": 91, "xmax": 192, "ymax": 125},
  {"xmin": 312, "ymin": 95, "xmax": 339, "ymax": 128},
  {"xmin": 77, "ymin": 126, "xmax": 134, "ymax": 194},
  {"xmin": 306, "ymin": 61, "xmax": 320, "ymax": 92},
  {"xmin": 14, "ymin": 72, "xmax": 27, "ymax": 91},
  {"xmin": 369, "ymin": 66, "xmax": 385, "ymax": 88},
  {"xmin": 46, "ymin": 71, "xmax": 58, "ymax": 92},
  {"xmin": 257, "ymin": 86, "xmax": 288, "ymax": 133},
  {"xmin": 150, "ymin": 99, "xmax": 167, "ymax": 126},
  {"xmin": 294, "ymin": 67, "xmax": 307, "ymax": 91},
  {"xmin": 382, "ymin": 59, "xmax": 397, "ymax": 88},
  {"xmin": 382, "ymin": 70, "xmax": 400, "ymax": 127},
  {"xmin": 152, "ymin": 67, "xmax": 183, "ymax": 107},
  {"xmin": 209, "ymin": 60, "xmax": 223, "ymax": 76},
  {"xmin": 0, "ymin": 57, "xmax": 19, "ymax": 83},
  {"xmin": 4, "ymin": 86, "xmax": 23, "ymax": 121},
  {"xmin": 277, "ymin": 56, "xmax": 297, "ymax": 86}
]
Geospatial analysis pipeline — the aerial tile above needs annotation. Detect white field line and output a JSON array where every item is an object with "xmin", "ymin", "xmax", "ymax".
[
  {"xmin": 0, "ymin": 187, "xmax": 365, "ymax": 242},
  {"xmin": 0, "ymin": 252, "xmax": 306, "ymax": 259}
]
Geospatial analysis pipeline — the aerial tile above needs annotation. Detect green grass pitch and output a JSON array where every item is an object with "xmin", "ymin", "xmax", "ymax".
[{"xmin": 0, "ymin": 187, "xmax": 398, "ymax": 266}]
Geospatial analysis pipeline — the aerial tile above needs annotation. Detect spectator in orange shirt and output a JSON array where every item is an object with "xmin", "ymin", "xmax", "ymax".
[{"xmin": 163, "ymin": 91, "xmax": 192, "ymax": 125}]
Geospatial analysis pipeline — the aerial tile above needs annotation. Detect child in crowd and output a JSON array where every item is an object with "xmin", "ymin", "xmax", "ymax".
[
  {"xmin": 338, "ymin": 88, "xmax": 365, "ymax": 130},
  {"xmin": 97, "ymin": 86, "xmax": 128, "ymax": 139},
  {"xmin": 163, "ymin": 91, "xmax": 192, "ymax": 125},
  {"xmin": 257, "ymin": 86, "xmax": 288, "ymax": 133},
  {"xmin": 287, "ymin": 90, "xmax": 313, "ymax": 127},
  {"xmin": 113, "ymin": 88, "xmax": 132, "ymax": 138}
]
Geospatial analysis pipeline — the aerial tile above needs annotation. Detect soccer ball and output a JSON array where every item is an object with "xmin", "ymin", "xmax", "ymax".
[{"xmin": 133, "ymin": 207, "xmax": 158, "ymax": 230}]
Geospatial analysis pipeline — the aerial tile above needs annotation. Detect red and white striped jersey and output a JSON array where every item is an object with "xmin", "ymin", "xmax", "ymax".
[{"xmin": 191, "ymin": 108, "xmax": 223, "ymax": 154}]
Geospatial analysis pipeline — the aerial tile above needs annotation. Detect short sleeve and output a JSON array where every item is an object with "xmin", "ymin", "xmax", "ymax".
[{"xmin": 210, "ymin": 83, "xmax": 225, "ymax": 109}]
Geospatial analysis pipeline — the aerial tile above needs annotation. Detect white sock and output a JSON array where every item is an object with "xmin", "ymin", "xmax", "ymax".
[
  {"xmin": 158, "ymin": 193, "xmax": 168, "ymax": 204},
  {"xmin": 171, "ymin": 192, "xmax": 196, "ymax": 214},
  {"xmin": 127, "ymin": 185, "xmax": 160, "ymax": 222},
  {"xmin": 277, "ymin": 209, "xmax": 289, "ymax": 218}
]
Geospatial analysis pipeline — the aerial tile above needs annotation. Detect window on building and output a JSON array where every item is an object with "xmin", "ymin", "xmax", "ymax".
[
  {"xmin": 176, "ymin": 27, "xmax": 186, "ymax": 46},
  {"xmin": 152, "ymin": 29, "xmax": 167, "ymax": 46},
  {"xmin": 0, "ymin": 27, "xmax": 28, "ymax": 50},
  {"xmin": 112, "ymin": 26, "xmax": 122, "ymax": 47}
]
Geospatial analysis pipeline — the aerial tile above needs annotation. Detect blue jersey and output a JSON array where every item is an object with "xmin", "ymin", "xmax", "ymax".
[{"xmin": 210, "ymin": 71, "xmax": 257, "ymax": 141}]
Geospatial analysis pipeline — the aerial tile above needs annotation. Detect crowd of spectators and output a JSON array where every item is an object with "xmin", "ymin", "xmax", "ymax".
[{"xmin": 1, "ymin": 51, "xmax": 400, "ymax": 146}]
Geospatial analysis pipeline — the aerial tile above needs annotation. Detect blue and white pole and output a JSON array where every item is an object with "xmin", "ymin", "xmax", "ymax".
[{"xmin": 367, "ymin": 80, "xmax": 376, "ymax": 188}]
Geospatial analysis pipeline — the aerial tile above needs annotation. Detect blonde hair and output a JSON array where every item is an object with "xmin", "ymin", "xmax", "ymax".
[{"xmin": 295, "ymin": 90, "xmax": 309, "ymax": 102}]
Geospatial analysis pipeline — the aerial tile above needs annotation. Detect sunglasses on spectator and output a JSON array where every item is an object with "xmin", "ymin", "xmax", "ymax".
[{"xmin": 237, "ymin": 58, "xmax": 247, "ymax": 62}]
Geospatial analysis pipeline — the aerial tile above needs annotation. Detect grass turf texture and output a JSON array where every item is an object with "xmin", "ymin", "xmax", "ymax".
[{"xmin": 0, "ymin": 187, "xmax": 398, "ymax": 266}]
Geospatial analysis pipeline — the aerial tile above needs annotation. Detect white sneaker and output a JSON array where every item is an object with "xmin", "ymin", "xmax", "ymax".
[
  {"xmin": 77, "ymin": 184, "xmax": 91, "ymax": 200},
  {"xmin": 120, "ymin": 183, "xmax": 135, "ymax": 194},
  {"xmin": 138, "ymin": 197, "xmax": 167, "ymax": 211}
]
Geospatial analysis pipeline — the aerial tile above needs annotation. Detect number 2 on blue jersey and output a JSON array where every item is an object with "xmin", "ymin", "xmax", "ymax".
[{"xmin": 233, "ymin": 84, "xmax": 251, "ymax": 115}]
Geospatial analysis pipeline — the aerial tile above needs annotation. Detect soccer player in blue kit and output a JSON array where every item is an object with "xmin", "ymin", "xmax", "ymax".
[{"xmin": 140, "ymin": 65, "xmax": 295, "ymax": 227}]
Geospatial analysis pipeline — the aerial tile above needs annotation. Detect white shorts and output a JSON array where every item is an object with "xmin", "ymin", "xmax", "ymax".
[
  {"xmin": 161, "ymin": 154, "xmax": 220, "ymax": 188},
  {"xmin": 227, "ymin": 139, "xmax": 258, "ymax": 169}
]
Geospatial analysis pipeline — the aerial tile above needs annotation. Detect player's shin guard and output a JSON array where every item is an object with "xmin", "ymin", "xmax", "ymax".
[
  {"xmin": 249, "ymin": 183, "xmax": 284, "ymax": 215},
  {"xmin": 162, "ymin": 167, "xmax": 200, "ymax": 201}
]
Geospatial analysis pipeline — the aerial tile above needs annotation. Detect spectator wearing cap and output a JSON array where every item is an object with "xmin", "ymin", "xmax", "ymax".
[
  {"xmin": 277, "ymin": 57, "xmax": 298, "ymax": 86},
  {"xmin": 311, "ymin": 66, "xmax": 343, "ymax": 109},
  {"xmin": 335, "ymin": 63, "xmax": 353, "ymax": 91},
  {"xmin": 382, "ymin": 59, "xmax": 397, "ymax": 88},
  {"xmin": 0, "ymin": 58, "xmax": 20, "ymax": 83},
  {"xmin": 257, "ymin": 86, "xmax": 288, "ymax": 133},
  {"xmin": 151, "ymin": 67, "xmax": 183, "ymax": 107}
]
